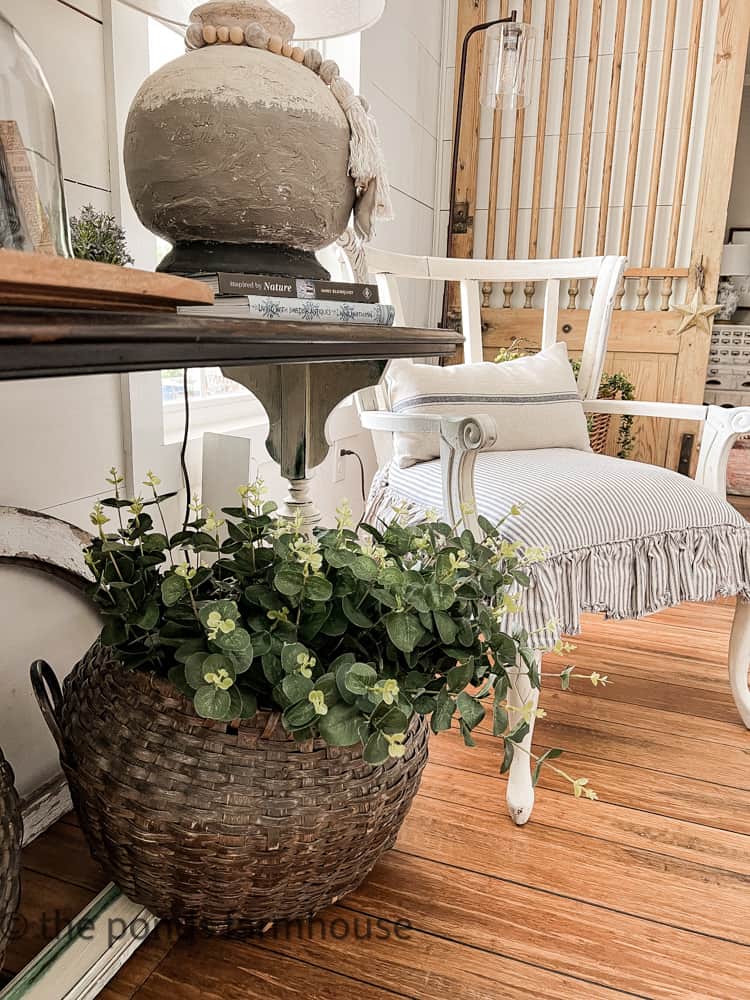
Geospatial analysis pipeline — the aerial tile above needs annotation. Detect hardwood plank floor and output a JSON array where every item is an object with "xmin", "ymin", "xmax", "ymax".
[{"xmin": 4, "ymin": 601, "xmax": 749, "ymax": 999}]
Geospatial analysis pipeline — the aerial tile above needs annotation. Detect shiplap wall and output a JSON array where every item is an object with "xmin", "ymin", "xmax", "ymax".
[
  {"xmin": 0, "ymin": 0, "xmax": 117, "ymax": 796},
  {"xmin": 359, "ymin": 0, "xmax": 445, "ymax": 324},
  {"xmin": 438, "ymin": 0, "xmax": 718, "ymax": 311}
]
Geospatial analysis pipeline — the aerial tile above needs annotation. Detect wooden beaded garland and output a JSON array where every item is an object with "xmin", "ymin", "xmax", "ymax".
[
  {"xmin": 244, "ymin": 23, "xmax": 270, "ymax": 48},
  {"xmin": 181, "ymin": 15, "xmax": 393, "ymax": 235}
]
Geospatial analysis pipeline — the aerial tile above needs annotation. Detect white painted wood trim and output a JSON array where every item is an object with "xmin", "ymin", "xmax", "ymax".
[
  {"xmin": 365, "ymin": 247, "xmax": 617, "ymax": 283},
  {"xmin": 21, "ymin": 774, "xmax": 73, "ymax": 847},
  {"xmin": 459, "ymin": 279, "xmax": 483, "ymax": 364},
  {"xmin": 0, "ymin": 885, "xmax": 158, "ymax": 1000},
  {"xmin": 0, "ymin": 507, "xmax": 92, "ymax": 585},
  {"xmin": 541, "ymin": 279, "xmax": 561, "ymax": 350},
  {"xmin": 695, "ymin": 405, "xmax": 750, "ymax": 498},
  {"xmin": 506, "ymin": 656, "xmax": 541, "ymax": 827},
  {"xmin": 728, "ymin": 599, "xmax": 750, "ymax": 729},
  {"xmin": 584, "ymin": 399, "xmax": 709, "ymax": 421}
]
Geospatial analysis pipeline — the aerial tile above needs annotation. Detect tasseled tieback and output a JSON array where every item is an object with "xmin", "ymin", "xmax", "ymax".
[{"xmin": 186, "ymin": 19, "xmax": 394, "ymax": 240}]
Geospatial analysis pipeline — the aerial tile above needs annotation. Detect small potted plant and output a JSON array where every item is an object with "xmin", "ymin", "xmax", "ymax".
[
  {"xmin": 69, "ymin": 204, "xmax": 134, "ymax": 266},
  {"xmin": 33, "ymin": 471, "xmax": 596, "ymax": 935}
]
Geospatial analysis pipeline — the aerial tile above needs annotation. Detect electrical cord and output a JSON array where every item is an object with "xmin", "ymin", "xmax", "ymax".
[
  {"xmin": 181, "ymin": 368, "xmax": 191, "ymax": 528},
  {"xmin": 342, "ymin": 448, "xmax": 366, "ymax": 503}
]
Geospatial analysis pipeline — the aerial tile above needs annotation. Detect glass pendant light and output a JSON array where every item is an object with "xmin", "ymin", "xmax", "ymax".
[
  {"xmin": 0, "ymin": 12, "xmax": 72, "ymax": 256},
  {"xmin": 481, "ymin": 19, "xmax": 536, "ymax": 111}
]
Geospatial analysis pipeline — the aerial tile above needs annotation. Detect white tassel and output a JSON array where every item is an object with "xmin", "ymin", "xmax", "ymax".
[{"xmin": 330, "ymin": 76, "xmax": 394, "ymax": 236}]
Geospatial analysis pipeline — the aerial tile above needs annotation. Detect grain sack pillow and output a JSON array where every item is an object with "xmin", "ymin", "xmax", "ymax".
[{"xmin": 386, "ymin": 341, "xmax": 591, "ymax": 468}]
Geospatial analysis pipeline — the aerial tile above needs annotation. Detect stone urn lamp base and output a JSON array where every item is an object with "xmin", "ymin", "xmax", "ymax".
[{"xmin": 158, "ymin": 239, "xmax": 330, "ymax": 280}]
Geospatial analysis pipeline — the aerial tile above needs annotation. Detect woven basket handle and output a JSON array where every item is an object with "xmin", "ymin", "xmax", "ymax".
[{"xmin": 30, "ymin": 660, "xmax": 67, "ymax": 761}]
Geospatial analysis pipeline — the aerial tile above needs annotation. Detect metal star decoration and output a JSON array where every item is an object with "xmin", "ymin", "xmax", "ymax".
[{"xmin": 671, "ymin": 287, "xmax": 722, "ymax": 336}]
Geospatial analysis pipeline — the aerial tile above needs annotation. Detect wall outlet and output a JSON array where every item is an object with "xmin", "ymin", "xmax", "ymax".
[{"xmin": 333, "ymin": 443, "xmax": 346, "ymax": 483}]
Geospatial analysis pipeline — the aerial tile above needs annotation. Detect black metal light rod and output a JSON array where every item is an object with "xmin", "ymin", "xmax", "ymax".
[{"xmin": 448, "ymin": 11, "xmax": 518, "ymax": 248}]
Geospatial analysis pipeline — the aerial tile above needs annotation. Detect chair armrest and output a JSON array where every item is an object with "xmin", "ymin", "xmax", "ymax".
[
  {"xmin": 584, "ymin": 399, "xmax": 708, "ymax": 421},
  {"xmin": 696, "ymin": 406, "xmax": 750, "ymax": 498},
  {"xmin": 359, "ymin": 410, "xmax": 498, "ymax": 452}
]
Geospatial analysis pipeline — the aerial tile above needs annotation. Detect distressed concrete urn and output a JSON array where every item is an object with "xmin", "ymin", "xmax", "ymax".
[{"xmin": 124, "ymin": 0, "xmax": 356, "ymax": 278}]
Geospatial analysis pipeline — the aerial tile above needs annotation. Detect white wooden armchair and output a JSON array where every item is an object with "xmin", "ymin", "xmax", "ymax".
[{"xmin": 355, "ymin": 248, "xmax": 750, "ymax": 826}]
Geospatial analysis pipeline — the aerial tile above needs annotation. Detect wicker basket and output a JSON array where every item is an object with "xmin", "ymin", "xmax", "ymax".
[
  {"xmin": 0, "ymin": 750, "xmax": 22, "ymax": 970},
  {"xmin": 589, "ymin": 412, "xmax": 611, "ymax": 454},
  {"xmin": 32, "ymin": 645, "xmax": 429, "ymax": 935}
]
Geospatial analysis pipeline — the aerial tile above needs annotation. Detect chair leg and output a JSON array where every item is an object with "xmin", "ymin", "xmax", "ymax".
[
  {"xmin": 729, "ymin": 598, "xmax": 750, "ymax": 729},
  {"xmin": 505, "ymin": 654, "xmax": 541, "ymax": 826}
]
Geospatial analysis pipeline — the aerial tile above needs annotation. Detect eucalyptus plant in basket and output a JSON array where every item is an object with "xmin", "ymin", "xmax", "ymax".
[{"xmin": 84, "ymin": 470, "xmax": 600, "ymax": 795}]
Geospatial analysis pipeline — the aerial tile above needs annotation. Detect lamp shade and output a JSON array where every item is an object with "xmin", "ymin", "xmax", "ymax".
[
  {"xmin": 118, "ymin": 0, "xmax": 386, "ymax": 38},
  {"xmin": 721, "ymin": 242, "xmax": 750, "ymax": 276},
  {"xmin": 481, "ymin": 20, "xmax": 535, "ymax": 112}
]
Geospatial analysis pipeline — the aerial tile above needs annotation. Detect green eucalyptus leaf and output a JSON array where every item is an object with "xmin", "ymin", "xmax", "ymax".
[
  {"xmin": 343, "ymin": 662, "xmax": 378, "ymax": 696},
  {"xmin": 532, "ymin": 748, "xmax": 563, "ymax": 787},
  {"xmin": 175, "ymin": 638, "xmax": 207, "ymax": 663},
  {"xmin": 363, "ymin": 731, "xmax": 389, "ymax": 765},
  {"xmin": 198, "ymin": 600, "xmax": 239, "ymax": 626},
  {"xmin": 194, "ymin": 685, "xmax": 232, "ymax": 720},
  {"xmin": 161, "ymin": 575, "xmax": 187, "ymax": 607},
  {"xmin": 281, "ymin": 642, "xmax": 310, "ymax": 673},
  {"xmin": 492, "ymin": 701, "xmax": 509, "ymax": 737},
  {"xmin": 413, "ymin": 693, "xmax": 437, "ymax": 714},
  {"xmin": 350, "ymin": 555, "xmax": 379, "ymax": 582},
  {"xmin": 447, "ymin": 661, "xmax": 473, "ymax": 693},
  {"xmin": 184, "ymin": 651, "xmax": 210, "ymax": 689},
  {"xmin": 274, "ymin": 566, "xmax": 305, "ymax": 596},
  {"xmin": 500, "ymin": 739, "xmax": 515, "ymax": 774},
  {"xmin": 317, "ymin": 702, "xmax": 363, "ymax": 747},
  {"xmin": 167, "ymin": 665, "xmax": 194, "ymax": 699},
  {"xmin": 283, "ymin": 699, "xmax": 317, "ymax": 730},
  {"xmin": 244, "ymin": 584, "xmax": 283, "ymax": 610},
  {"xmin": 212, "ymin": 626, "xmax": 252, "ymax": 654},
  {"xmin": 459, "ymin": 718, "xmax": 477, "ymax": 747},
  {"xmin": 282, "ymin": 672, "xmax": 314, "ymax": 703},
  {"xmin": 456, "ymin": 692, "xmax": 485, "ymax": 730},
  {"xmin": 341, "ymin": 596, "xmax": 374, "ymax": 629},
  {"xmin": 433, "ymin": 611, "xmax": 458, "ymax": 644},
  {"xmin": 431, "ymin": 688, "xmax": 455, "ymax": 733},
  {"xmin": 100, "ymin": 618, "xmax": 126, "ymax": 647},
  {"xmin": 324, "ymin": 547, "xmax": 357, "ymax": 568},
  {"xmin": 384, "ymin": 612, "xmax": 425, "ymax": 653},
  {"xmin": 423, "ymin": 583, "xmax": 455, "ymax": 612},
  {"xmin": 304, "ymin": 575, "xmax": 333, "ymax": 602},
  {"xmin": 238, "ymin": 688, "xmax": 258, "ymax": 719}
]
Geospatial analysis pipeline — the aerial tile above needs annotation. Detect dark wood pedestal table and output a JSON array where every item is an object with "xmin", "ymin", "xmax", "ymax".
[{"xmin": 0, "ymin": 307, "xmax": 460, "ymax": 1000}]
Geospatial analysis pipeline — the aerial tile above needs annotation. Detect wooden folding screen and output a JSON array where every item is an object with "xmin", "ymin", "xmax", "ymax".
[{"xmin": 448, "ymin": 0, "xmax": 750, "ymax": 469}]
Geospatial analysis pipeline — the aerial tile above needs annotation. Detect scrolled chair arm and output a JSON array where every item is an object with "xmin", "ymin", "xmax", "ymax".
[
  {"xmin": 439, "ymin": 414, "xmax": 498, "ymax": 454},
  {"xmin": 438, "ymin": 415, "xmax": 497, "ymax": 531},
  {"xmin": 696, "ymin": 405, "xmax": 750, "ymax": 498}
]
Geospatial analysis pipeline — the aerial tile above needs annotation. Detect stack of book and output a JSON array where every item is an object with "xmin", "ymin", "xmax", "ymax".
[{"xmin": 178, "ymin": 271, "xmax": 395, "ymax": 327}]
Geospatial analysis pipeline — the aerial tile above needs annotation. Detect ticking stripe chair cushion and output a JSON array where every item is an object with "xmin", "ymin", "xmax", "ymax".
[
  {"xmin": 366, "ymin": 449, "xmax": 750, "ymax": 644},
  {"xmin": 386, "ymin": 342, "xmax": 591, "ymax": 468}
]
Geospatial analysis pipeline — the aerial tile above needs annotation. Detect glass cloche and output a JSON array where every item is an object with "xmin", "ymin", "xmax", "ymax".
[{"xmin": 0, "ymin": 11, "xmax": 72, "ymax": 256}]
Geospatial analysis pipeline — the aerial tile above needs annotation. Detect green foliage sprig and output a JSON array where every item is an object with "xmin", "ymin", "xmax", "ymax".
[
  {"xmin": 83, "ymin": 470, "xmax": 602, "ymax": 797},
  {"xmin": 70, "ymin": 204, "xmax": 134, "ymax": 266}
]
